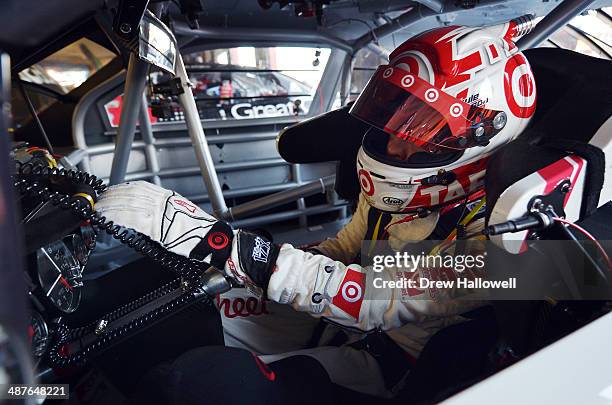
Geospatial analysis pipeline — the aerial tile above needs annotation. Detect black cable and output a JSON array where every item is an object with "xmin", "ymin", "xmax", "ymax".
[
  {"xmin": 17, "ymin": 82, "xmax": 55, "ymax": 155},
  {"xmin": 14, "ymin": 162, "xmax": 206, "ymax": 277},
  {"xmin": 47, "ymin": 278, "xmax": 205, "ymax": 368},
  {"xmin": 14, "ymin": 162, "xmax": 214, "ymax": 367},
  {"xmin": 453, "ymin": 195, "xmax": 470, "ymax": 234}
]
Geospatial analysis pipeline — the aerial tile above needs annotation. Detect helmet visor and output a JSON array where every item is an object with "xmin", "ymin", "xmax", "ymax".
[{"xmin": 350, "ymin": 66, "xmax": 507, "ymax": 152}]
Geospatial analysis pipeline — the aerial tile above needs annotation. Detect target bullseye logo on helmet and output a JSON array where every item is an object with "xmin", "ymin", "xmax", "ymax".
[
  {"xmin": 400, "ymin": 74, "xmax": 415, "ymax": 88},
  {"xmin": 425, "ymin": 88, "xmax": 439, "ymax": 102},
  {"xmin": 208, "ymin": 232, "xmax": 229, "ymax": 250},
  {"xmin": 504, "ymin": 54, "xmax": 536, "ymax": 118},
  {"xmin": 383, "ymin": 67, "xmax": 394, "ymax": 78},
  {"xmin": 449, "ymin": 103, "xmax": 464, "ymax": 118},
  {"xmin": 358, "ymin": 169, "xmax": 375, "ymax": 196},
  {"xmin": 341, "ymin": 281, "xmax": 363, "ymax": 303}
]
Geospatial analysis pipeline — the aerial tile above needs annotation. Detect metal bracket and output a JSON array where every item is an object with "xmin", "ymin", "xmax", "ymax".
[
  {"xmin": 528, "ymin": 180, "xmax": 570, "ymax": 218},
  {"xmin": 199, "ymin": 267, "xmax": 232, "ymax": 297},
  {"xmin": 153, "ymin": 78, "xmax": 185, "ymax": 96},
  {"xmin": 526, "ymin": 180, "xmax": 571, "ymax": 239},
  {"xmin": 113, "ymin": 0, "xmax": 150, "ymax": 45}
]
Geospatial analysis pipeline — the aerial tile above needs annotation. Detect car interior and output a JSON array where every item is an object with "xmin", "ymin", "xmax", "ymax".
[{"xmin": 0, "ymin": 0, "xmax": 611, "ymax": 404}]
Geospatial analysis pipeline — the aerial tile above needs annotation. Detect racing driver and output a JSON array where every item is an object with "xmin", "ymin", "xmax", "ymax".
[{"xmin": 96, "ymin": 20, "xmax": 537, "ymax": 403}]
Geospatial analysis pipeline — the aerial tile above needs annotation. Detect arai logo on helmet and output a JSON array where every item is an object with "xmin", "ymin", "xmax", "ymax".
[{"xmin": 382, "ymin": 196, "xmax": 404, "ymax": 206}]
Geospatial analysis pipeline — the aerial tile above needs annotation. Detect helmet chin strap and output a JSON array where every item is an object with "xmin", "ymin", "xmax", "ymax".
[{"xmin": 380, "ymin": 189, "xmax": 486, "ymax": 239}]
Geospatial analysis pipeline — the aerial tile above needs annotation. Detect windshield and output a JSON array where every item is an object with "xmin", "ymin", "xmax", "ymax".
[
  {"xmin": 18, "ymin": 38, "xmax": 115, "ymax": 94},
  {"xmin": 155, "ymin": 46, "xmax": 330, "ymax": 122},
  {"xmin": 101, "ymin": 46, "xmax": 332, "ymax": 127},
  {"xmin": 539, "ymin": 8, "xmax": 612, "ymax": 59}
]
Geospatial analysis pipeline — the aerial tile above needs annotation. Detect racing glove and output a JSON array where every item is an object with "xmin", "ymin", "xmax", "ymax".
[{"xmin": 95, "ymin": 181, "xmax": 280, "ymax": 294}]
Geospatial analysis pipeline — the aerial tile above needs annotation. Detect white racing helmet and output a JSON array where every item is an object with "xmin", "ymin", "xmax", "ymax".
[{"xmin": 350, "ymin": 18, "xmax": 536, "ymax": 213}]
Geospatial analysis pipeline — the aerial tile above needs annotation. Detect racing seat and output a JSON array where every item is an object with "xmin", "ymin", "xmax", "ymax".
[
  {"xmin": 276, "ymin": 102, "xmax": 367, "ymax": 202},
  {"xmin": 482, "ymin": 47, "xmax": 611, "ymax": 358}
]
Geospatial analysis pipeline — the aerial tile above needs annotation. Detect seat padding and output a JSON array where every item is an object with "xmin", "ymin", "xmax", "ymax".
[{"xmin": 486, "ymin": 49, "xmax": 612, "ymax": 222}]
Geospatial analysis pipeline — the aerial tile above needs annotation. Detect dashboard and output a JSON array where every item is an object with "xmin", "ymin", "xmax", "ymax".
[
  {"xmin": 26, "ymin": 223, "xmax": 96, "ymax": 362},
  {"xmin": 13, "ymin": 146, "xmax": 222, "ymax": 380},
  {"xmin": 13, "ymin": 146, "xmax": 101, "ymax": 366}
]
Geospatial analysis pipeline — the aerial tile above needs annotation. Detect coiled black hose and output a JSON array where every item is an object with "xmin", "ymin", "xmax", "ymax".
[
  {"xmin": 15, "ymin": 162, "xmax": 206, "ymax": 278},
  {"xmin": 14, "ymin": 162, "xmax": 213, "ymax": 367}
]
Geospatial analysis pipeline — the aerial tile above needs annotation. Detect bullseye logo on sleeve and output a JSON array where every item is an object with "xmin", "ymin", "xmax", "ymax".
[{"xmin": 332, "ymin": 268, "xmax": 366, "ymax": 320}]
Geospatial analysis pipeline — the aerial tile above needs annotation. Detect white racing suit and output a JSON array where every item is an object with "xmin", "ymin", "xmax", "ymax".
[{"xmin": 220, "ymin": 193, "xmax": 485, "ymax": 397}]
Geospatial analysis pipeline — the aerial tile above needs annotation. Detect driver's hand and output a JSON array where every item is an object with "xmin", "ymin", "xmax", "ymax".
[
  {"xmin": 95, "ymin": 181, "xmax": 279, "ymax": 295},
  {"xmin": 95, "ymin": 181, "xmax": 233, "ymax": 267}
]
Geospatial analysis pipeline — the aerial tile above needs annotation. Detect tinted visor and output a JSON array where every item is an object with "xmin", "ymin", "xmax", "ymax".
[
  {"xmin": 350, "ymin": 66, "xmax": 507, "ymax": 152},
  {"xmin": 362, "ymin": 127, "xmax": 463, "ymax": 168}
]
